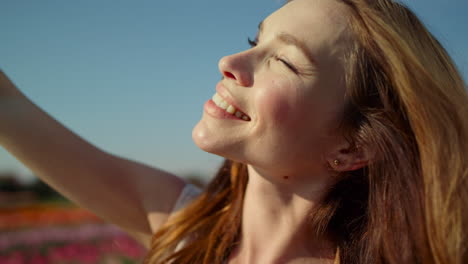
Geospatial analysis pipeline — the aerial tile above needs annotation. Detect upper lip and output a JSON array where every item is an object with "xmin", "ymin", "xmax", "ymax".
[{"xmin": 215, "ymin": 83, "xmax": 250, "ymax": 118}]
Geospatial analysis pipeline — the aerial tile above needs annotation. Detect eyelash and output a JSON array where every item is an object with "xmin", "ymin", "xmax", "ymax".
[
  {"xmin": 247, "ymin": 37, "xmax": 258, "ymax": 47},
  {"xmin": 247, "ymin": 37, "xmax": 298, "ymax": 74}
]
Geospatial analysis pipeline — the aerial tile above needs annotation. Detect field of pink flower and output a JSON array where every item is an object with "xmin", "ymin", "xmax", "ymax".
[{"xmin": 0, "ymin": 203, "xmax": 147, "ymax": 264}]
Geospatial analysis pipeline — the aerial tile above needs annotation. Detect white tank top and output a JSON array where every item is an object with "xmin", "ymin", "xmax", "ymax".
[
  {"xmin": 170, "ymin": 183, "xmax": 203, "ymax": 214},
  {"xmin": 170, "ymin": 183, "xmax": 203, "ymax": 254}
]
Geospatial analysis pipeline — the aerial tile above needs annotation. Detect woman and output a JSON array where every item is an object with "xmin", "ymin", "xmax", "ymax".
[{"xmin": 0, "ymin": 0, "xmax": 467, "ymax": 263}]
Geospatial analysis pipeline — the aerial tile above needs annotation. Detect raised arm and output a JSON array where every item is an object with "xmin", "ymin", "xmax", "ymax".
[{"xmin": 0, "ymin": 70, "xmax": 187, "ymax": 248}]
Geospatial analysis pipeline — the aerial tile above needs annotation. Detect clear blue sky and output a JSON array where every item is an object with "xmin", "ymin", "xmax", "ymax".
[{"xmin": 1, "ymin": 0, "xmax": 467, "ymax": 182}]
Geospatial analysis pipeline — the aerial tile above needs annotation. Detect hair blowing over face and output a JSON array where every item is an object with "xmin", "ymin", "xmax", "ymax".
[{"xmin": 144, "ymin": 0, "xmax": 468, "ymax": 263}]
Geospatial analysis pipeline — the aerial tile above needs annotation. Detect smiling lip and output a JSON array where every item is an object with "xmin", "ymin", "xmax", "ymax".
[
  {"xmin": 203, "ymin": 83, "xmax": 251, "ymax": 121},
  {"xmin": 204, "ymin": 99, "xmax": 246, "ymax": 121},
  {"xmin": 215, "ymin": 83, "xmax": 250, "ymax": 119}
]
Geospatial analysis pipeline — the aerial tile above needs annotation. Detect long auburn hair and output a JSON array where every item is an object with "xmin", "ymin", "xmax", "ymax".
[{"xmin": 144, "ymin": 0, "xmax": 468, "ymax": 263}]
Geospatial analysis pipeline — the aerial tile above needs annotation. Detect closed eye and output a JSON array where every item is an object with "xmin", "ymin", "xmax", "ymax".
[
  {"xmin": 248, "ymin": 37, "xmax": 298, "ymax": 74},
  {"xmin": 275, "ymin": 56, "xmax": 298, "ymax": 73}
]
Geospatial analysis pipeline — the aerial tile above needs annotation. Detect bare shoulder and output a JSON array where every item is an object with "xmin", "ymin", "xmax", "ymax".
[
  {"xmin": 141, "ymin": 170, "xmax": 188, "ymax": 233},
  {"xmin": 109, "ymin": 155, "xmax": 189, "ymax": 248},
  {"xmin": 123, "ymin": 176, "xmax": 187, "ymax": 248}
]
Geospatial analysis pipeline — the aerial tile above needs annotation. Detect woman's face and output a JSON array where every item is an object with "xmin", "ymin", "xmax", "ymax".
[{"xmin": 193, "ymin": 0, "xmax": 353, "ymax": 177}]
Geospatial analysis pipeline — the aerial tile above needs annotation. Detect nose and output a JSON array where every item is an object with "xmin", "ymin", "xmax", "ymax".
[{"xmin": 218, "ymin": 51, "xmax": 254, "ymax": 87}]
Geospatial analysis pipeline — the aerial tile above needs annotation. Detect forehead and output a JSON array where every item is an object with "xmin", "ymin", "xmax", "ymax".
[{"xmin": 263, "ymin": 0, "xmax": 352, "ymax": 66}]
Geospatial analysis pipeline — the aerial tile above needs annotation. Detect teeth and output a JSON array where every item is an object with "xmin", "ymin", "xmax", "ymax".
[
  {"xmin": 226, "ymin": 105, "xmax": 236, "ymax": 114},
  {"xmin": 212, "ymin": 93, "xmax": 220, "ymax": 102},
  {"xmin": 211, "ymin": 92, "xmax": 250, "ymax": 121},
  {"xmin": 219, "ymin": 101, "xmax": 228, "ymax": 110}
]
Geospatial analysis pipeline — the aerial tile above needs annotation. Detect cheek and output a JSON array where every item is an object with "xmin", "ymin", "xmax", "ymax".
[{"xmin": 256, "ymin": 79, "xmax": 297, "ymax": 126}]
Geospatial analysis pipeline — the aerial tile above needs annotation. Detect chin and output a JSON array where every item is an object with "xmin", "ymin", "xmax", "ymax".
[
  {"xmin": 192, "ymin": 121, "xmax": 213, "ymax": 152},
  {"xmin": 192, "ymin": 119, "xmax": 226, "ymax": 155},
  {"xmin": 192, "ymin": 119, "xmax": 245, "ymax": 161}
]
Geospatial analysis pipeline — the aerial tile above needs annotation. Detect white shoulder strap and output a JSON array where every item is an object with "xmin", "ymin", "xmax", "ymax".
[{"xmin": 171, "ymin": 183, "xmax": 203, "ymax": 214}]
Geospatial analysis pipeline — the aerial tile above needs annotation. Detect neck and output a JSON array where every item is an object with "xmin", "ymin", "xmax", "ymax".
[{"xmin": 228, "ymin": 165, "xmax": 337, "ymax": 264}]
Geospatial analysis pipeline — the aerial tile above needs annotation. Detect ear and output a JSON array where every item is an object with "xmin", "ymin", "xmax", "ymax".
[{"xmin": 326, "ymin": 141, "xmax": 373, "ymax": 172}]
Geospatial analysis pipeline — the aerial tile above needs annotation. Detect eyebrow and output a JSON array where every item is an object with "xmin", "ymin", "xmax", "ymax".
[{"xmin": 257, "ymin": 21, "xmax": 318, "ymax": 67}]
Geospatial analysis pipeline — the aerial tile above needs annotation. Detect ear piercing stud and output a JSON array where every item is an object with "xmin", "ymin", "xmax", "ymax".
[{"xmin": 333, "ymin": 159, "xmax": 340, "ymax": 166}]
